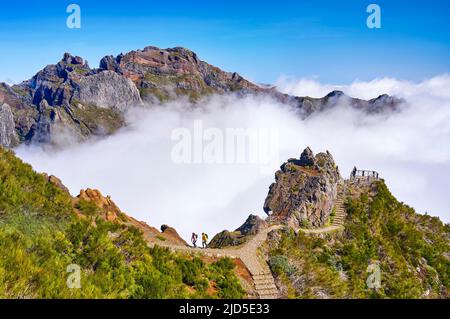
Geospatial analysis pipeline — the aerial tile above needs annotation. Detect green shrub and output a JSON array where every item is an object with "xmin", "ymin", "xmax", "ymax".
[
  {"xmin": 269, "ymin": 255, "xmax": 296, "ymax": 276},
  {"xmin": 0, "ymin": 147, "xmax": 245, "ymax": 299}
]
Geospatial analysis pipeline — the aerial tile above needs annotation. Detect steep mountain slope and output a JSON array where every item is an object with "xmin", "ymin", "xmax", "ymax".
[
  {"xmin": 261, "ymin": 166, "xmax": 449, "ymax": 298},
  {"xmin": 0, "ymin": 45, "xmax": 404, "ymax": 148},
  {"xmin": 264, "ymin": 147, "xmax": 341, "ymax": 228},
  {"xmin": 207, "ymin": 148, "xmax": 449, "ymax": 299},
  {"xmin": 0, "ymin": 147, "xmax": 245, "ymax": 298}
]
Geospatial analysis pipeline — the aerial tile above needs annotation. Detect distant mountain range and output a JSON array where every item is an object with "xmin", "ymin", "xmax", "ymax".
[{"xmin": 0, "ymin": 45, "xmax": 404, "ymax": 148}]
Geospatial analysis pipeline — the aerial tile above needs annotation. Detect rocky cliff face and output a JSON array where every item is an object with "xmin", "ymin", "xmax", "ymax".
[
  {"xmin": 0, "ymin": 103, "xmax": 19, "ymax": 148},
  {"xmin": 209, "ymin": 214, "xmax": 267, "ymax": 248},
  {"xmin": 263, "ymin": 147, "xmax": 341, "ymax": 228},
  {"xmin": 99, "ymin": 46, "xmax": 262, "ymax": 102},
  {"xmin": 75, "ymin": 188, "xmax": 187, "ymax": 246},
  {"xmin": 76, "ymin": 70, "xmax": 142, "ymax": 111},
  {"xmin": 265, "ymin": 180, "xmax": 450, "ymax": 299},
  {"xmin": 0, "ymin": 45, "xmax": 404, "ymax": 148}
]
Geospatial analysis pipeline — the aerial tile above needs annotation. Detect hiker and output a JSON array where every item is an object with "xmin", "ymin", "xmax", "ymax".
[
  {"xmin": 202, "ymin": 232, "xmax": 208, "ymax": 248},
  {"xmin": 191, "ymin": 232, "xmax": 198, "ymax": 248},
  {"xmin": 351, "ymin": 166, "xmax": 357, "ymax": 178}
]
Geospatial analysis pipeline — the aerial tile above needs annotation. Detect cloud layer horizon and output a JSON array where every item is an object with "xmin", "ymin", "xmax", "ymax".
[{"xmin": 16, "ymin": 74, "xmax": 450, "ymax": 240}]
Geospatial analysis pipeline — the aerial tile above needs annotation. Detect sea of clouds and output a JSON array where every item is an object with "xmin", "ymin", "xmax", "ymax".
[{"xmin": 16, "ymin": 74, "xmax": 450, "ymax": 241}]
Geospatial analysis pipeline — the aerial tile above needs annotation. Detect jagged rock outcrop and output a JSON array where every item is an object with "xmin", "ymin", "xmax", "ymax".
[
  {"xmin": 160, "ymin": 224, "xmax": 188, "ymax": 246},
  {"xmin": 99, "ymin": 46, "xmax": 262, "ymax": 102},
  {"xmin": 263, "ymin": 147, "xmax": 341, "ymax": 228},
  {"xmin": 75, "ymin": 188, "xmax": 188, "ymax": 246},
  {"xmin": 77, "ymin": 188, "xmax": 123, "ymax": 221},
  {"xmin": 2, "ymin": 53, "xmax": 142, "ymax": 145},
  {"xmin": 76, "ymin": 70, "xmax": 142, "ymax": 111},
  {"xmin": 236, "ymin": 214, "xmax": 268, "ymax": 236},
  {"xmin": 0, "ymin": 103, "xmax": 19, "ymax": 148},
  {"xmin": 0, "ymin": 45, "xmax": 404, "ymax": 147},
  {"xmin": 209, "ymin": 214, "xmax": 267, "ymax": 248},
  {"xmin": 41, "ymin": 173, "xmax": 70, "ymax": 193}
]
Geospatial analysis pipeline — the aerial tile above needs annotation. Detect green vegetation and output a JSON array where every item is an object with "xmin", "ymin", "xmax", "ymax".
[
  {"xmin": 0, "ymin": 148, "xmax": 245, "ymax": 299},
  {"xmin": 269, "ymin": 255, "xmax": 296, "ymax": 276},
  {"xmin": 139, "ymin": 87, "xmax": 171, "ymax": 103},
  {"xmin": 67, "ymin": 64, "xmax": 89, "ymax": 75},
  {"xmin": 71, "ymin": 104, "xmax": 125, "ymax": 135},
  {"xmin": 328, "ymin": 207, "xmax": 336, "ymax": 225},
  {"xmin": 11, "ymin": 85, "xmax": 30, "ymax": 97},
  {"xmin": 269, "ymin": 181, "xmax": 450, "ymax": 298},
  {"xmin": 141, "ymin": 72, "xmax": 214, "ymax": 103}
]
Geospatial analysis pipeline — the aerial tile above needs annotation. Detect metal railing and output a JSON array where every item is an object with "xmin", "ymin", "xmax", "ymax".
[{"xmin": 350, "ymin": 169, "xmax": 380, "ymax": 180}]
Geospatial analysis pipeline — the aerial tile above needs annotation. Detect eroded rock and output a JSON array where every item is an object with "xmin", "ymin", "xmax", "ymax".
[
  {"xmin": 0, "ymin": 103, "xmax": 19, "ymax": 148},
  {"xmin": 264, "ymin": 148, "xmax": 341, "ymax": 228}
]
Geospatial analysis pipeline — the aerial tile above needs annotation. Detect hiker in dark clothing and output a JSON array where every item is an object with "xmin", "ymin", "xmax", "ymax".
[
  {"xmin": 202, "ymin": 233, "xmax": 208, "ymax": 248},
  {"xmin": 351, "ymin": 166, "xmax": 357, "ymax": 178},
  {"xmin": 191, "ymin": 232, "xmax": 198, "ymax": 248}
]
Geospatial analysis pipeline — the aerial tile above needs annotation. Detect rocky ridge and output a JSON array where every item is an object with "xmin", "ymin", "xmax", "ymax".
[
  {"xmin": 264, "ymin": 147, "xmax": 341, "ymax": 228},
  {"xmin": 209, "ymin": 214, "xmax": 267, "ymax": 248},
  {"xmin": 0, "ymin": 46, "xmax": 404, "ymax": 148},
  {"xmin": 69, "ymin": 186, "xmax": 186, "ymax": 246}
]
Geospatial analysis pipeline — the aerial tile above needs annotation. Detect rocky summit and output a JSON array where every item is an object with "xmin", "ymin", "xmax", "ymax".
[
  {"xmin": 0, "ymin": 45, "xmax": 404, "ymax": 148},
  {"xmin": 263, "ymin": 147, "xmax": 341, "ymax": 228}
]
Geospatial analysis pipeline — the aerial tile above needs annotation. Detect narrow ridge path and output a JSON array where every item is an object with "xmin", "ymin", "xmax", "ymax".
[
  {"xmin": 148, "ymin": 182, "xmax": 349, "ymax": 299},
  {"xmin": 148, "ymin": 225, "xmax": 282, "ymax": 298}
]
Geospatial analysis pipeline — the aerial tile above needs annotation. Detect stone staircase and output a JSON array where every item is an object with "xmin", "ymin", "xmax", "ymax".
[
  {"xmin": 331, "ymin": 185, "xmax": 347, "ymax": 226},
  {"xmin": 252, "ymin": 271, "xmax": 278, "ymax": 299}
]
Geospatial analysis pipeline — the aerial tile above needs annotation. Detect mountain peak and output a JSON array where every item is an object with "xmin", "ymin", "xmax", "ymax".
[
  {"xmin": 61, "ymin": 52, "xmax": 86, "ymax": 66},
  {"xmin": 326, "ymin": 90, "xmax": 345, "ymax": 97},
  {"xmin": 0, "ymin": 44, "xmax": 405, "ymax": 148},
  {"xmin": 264, "ymin": 147, "xmax": 341, "ymax": 227}
]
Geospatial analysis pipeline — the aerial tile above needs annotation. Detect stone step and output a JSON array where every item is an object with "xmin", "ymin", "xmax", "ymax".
[
  {"xmin": 254, "ymin": 278, "xmax": 275, "ymax": 285},
  {"xmin": 252, "ymin": 273, "xmax": 273, "ymax": 279},
  {"xmin": 259, "ymin": 295, "xmax": 277, "ymax": 299},
  {"xmin": 256, "ymin": 288, "xmax": 279, "ymax": 295},
  {"xmin": 255, "ymin": 283, "xmax": 277, "ymax": 290}
]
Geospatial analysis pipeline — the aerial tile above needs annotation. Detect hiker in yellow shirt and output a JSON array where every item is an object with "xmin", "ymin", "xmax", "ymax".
[{"xmin": 201, "ymin": 232, "xmax": 208, "ymax": 248}]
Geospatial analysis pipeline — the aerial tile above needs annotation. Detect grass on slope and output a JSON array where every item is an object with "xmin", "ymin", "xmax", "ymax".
[
  {"xmin": 0, "ymin": 147, "xmax": 245, "ymax": 299},
  {"xmin": 268, "ymin": 181, "xmax": 450, "ymax": 299}
]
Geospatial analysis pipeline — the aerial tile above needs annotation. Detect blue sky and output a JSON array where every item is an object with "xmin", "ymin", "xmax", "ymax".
[{"xmin": 0, "ymin": 0, "xmax": 449, "ymax": 84}]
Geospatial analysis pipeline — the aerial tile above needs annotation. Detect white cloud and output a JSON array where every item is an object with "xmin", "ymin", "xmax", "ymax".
[{"xmin": 16, "ymin": 75, "xmax": 450, "ymax": 241}]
